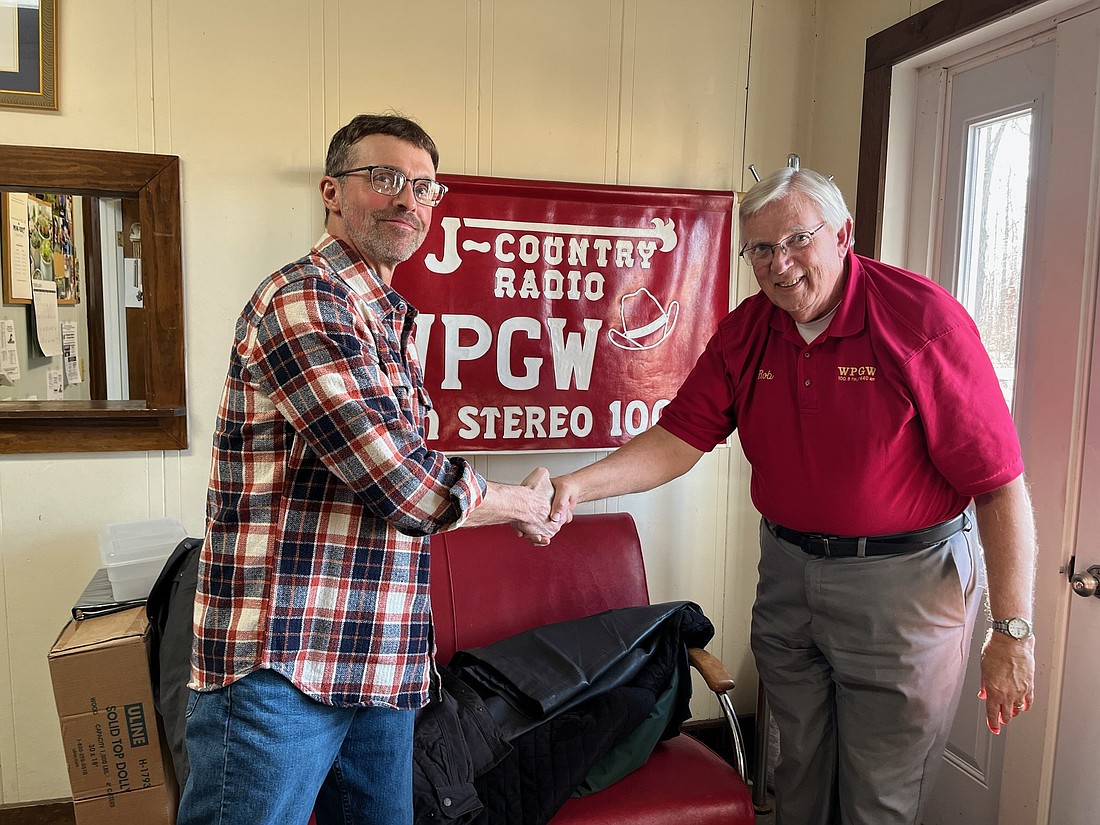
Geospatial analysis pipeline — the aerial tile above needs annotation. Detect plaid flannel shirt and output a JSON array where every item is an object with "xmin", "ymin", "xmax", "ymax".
[{"xmin": 192, "ymin": 235, "xmax": 486, "ymax": 708}]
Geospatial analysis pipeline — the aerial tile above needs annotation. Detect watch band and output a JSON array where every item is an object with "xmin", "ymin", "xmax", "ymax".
[{"xmin": 990, "ymin": 616, "xmax": 1033, "ymax": 640}]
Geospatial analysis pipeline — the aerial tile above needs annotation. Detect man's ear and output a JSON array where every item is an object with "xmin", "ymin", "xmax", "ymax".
[
  {"xmin": 319, "ymin": 176, "xmax": 342, "ymax": 216},
  {"xmin": 836, "ymin": 217, "xmax": 854, "ymax": 257}
]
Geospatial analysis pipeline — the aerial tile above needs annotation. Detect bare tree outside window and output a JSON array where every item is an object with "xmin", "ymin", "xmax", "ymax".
[{"xmin": 959, "ymin": 110, "xmax": 1032, "ymax": 410}]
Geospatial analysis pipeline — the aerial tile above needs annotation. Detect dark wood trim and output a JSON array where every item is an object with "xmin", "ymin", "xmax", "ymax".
[
  {"xmin": 0, "ymin": 401, "xmax": 185, "ymax": 418},
  {"xmin": 0, "ymin": 403, "xmax": 185, "ymax": 453},
  {"xmin": 140, "ymin": 155, "xmax": 185, "ymax": 417},
  {"xmin": 855, "ymin": 64, "xmax": 893, "ymax": 257},
  {"xmin": 0, "ymin": 146, "xmax": 177, "ymax": 196},
  {"xmin": 0, "ymin": 144, "xmax": 188, "ymax": 453},
  {"xmin": 81, "ymin": 196, "xmax": 108, "ymax": 400},
  {"xmin": 865, "ymin": 0, "xmax": 1047, "ymax": 71},
  {"xmin": 0, "ymin": 798, "xmax": 74, "ymax": 825},
  {"xmin": 856, "ymin": 0, "xmax": 1048, "ymax": 255}
]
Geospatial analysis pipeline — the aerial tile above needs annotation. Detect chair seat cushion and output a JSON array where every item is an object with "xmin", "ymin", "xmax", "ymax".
[{"xmin": 550, "ymin": 734, "xmax": 755, "ymax": 825}]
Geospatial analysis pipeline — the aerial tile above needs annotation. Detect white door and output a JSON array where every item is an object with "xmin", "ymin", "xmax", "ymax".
[
  {"xmin": 919, "ymin": 35, "xmax": 1055, "ymax": 825},
  {"xmin": 1044, "ymin": 9, "xmax": 1100, "ymax": 821},
  {"xmin": 1050, "ymin": 243, "xmax": 1100, "ymax": 824},
  {"xmin": 893, "ymin": 6, "xmax": 1100, "ymax": 823}
]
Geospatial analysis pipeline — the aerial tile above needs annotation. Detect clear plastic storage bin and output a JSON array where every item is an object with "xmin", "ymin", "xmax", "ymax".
[{"xmin": 99, "ymin": 518, "xmax": 188, "ymax": 601}]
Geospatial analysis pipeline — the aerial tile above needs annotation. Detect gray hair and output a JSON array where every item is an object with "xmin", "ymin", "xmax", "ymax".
[{"xmin": 739, "ymin": 167, "xmax": 852, "ymax": 239}]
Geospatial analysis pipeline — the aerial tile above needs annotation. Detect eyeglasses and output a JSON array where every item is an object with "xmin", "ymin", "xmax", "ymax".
[
  {"xmin": 739, "ymin": 223, "xmax": 827, "ymax": 265},
  {"xmin": 329, "ymin": 164, "xmax": 448, "ymax": 207}
]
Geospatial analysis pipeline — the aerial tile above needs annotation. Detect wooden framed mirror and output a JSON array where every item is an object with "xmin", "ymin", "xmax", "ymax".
[{"xmin": 0, "ymin": 145, "xmax": 187, "ymax": 453}]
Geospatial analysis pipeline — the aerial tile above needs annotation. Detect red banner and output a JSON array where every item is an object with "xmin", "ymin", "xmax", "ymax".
[{"xmin": 395, "ymin": 175, "xmax": 733, "ymax": 452}]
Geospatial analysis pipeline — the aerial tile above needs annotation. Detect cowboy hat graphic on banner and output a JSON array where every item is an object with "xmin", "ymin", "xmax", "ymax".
[{"xmin": 608, "ymin": 288, "xmax": 680, "ymax": 351}]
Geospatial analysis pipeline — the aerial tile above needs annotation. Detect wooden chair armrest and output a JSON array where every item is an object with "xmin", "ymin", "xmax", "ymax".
[
  {"xmin": 688, "ymin": 647, "xmax": 735, "ymax": 693},
  {"xmin": 687, "ymin": 646, "xmax": 749, "ymax": 782}
]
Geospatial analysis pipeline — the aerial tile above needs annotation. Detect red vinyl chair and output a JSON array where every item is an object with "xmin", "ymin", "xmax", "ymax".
[
  {"xmin": 309, "ymin": 512, "xmax": 756, "ymax": 824},
  {"xmin": 428, "ymin": 512, "xmax": 756, "ymax": 824}
]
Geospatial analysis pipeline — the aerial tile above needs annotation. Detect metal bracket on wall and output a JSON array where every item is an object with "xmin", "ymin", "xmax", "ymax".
[{"xmin": 748, "ymin": 153, "xmax": 801, "ymax": 184}]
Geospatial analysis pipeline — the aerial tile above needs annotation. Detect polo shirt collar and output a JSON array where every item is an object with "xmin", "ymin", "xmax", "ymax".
[{"xmin": 826, "ymin": 250, "xmax": 866, "ymax": 338}]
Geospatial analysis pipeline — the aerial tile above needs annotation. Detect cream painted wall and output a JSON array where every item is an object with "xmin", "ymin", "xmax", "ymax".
[
  {"xmin": 0, "ymin": 0, "xmax": 827, "ymax": 806},
  {"xmin": 809, "ymin": 0, "xmax": 942, "ymax": 206}
]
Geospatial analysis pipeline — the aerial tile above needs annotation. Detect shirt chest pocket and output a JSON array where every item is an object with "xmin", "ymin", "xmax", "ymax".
[{"xmin": 379, "ymin": 352, "xmax": 428, "ymax": 429}]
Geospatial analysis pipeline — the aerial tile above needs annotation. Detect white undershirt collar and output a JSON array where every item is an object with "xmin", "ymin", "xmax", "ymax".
[{"xmin": 794, "ymin": 302, "xmax": 841, "ymax": 344}]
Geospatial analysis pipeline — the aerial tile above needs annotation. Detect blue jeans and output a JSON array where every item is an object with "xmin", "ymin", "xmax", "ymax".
[{"xmin": 177, "ymin": 668, "xmax": 414, "ymax": 825}]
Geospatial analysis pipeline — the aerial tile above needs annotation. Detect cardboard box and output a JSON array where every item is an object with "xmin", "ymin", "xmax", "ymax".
[{"xmin": 49, "ymin": 607, "xmax": 178, "ymax": 825}]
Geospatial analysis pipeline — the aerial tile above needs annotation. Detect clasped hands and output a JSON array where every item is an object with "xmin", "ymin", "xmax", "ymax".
[{"xmin": 511, "ymin": 470, "xmax": 580, "ymax": 546}]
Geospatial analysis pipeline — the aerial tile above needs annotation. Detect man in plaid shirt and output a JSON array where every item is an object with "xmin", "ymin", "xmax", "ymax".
[{"xmin": 177, "ymin": 114, "xmax": 560, "ymax": 825}]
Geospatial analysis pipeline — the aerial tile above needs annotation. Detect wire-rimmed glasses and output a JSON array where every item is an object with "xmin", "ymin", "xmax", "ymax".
[{"xmin": 739, "ymin": 222, "xmax": 827, "ymax": 265}]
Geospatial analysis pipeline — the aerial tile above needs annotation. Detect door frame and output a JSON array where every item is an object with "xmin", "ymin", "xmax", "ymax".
[
  {"xmin": 859, "ymin": 2, "xmax": 1100, "ymax": 823},
  {"xmin": 856, "ymin": 0, "xmax": 1048, "ymax": 260}
]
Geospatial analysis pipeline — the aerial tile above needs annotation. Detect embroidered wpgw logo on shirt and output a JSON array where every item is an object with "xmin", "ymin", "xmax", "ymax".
[{"xmin": 837, "ymin": 366, "xmax": 877, "ymax": 382}]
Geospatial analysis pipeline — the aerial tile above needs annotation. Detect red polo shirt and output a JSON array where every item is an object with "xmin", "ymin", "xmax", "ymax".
[{"xmin": 659, "ymin": 252, "xmax": 1023, "ymax": 536}]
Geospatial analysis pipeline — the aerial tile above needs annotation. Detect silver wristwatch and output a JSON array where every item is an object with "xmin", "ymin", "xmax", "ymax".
[{"xmin": 991, "ymin": 617, "xmax": 1033, "ymax": 640}]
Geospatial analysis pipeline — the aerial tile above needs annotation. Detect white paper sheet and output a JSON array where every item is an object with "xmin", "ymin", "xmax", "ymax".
[
  {"xmin": 31, "ymin": 278, "xmax": 62, "ymax": 356},
  {"xmin": 0, "ymin": 318, "xmax": 20, "ymax": 382},
  {"xmin": 46, "ymin": 367, "xmax": 64, "ymax": 399},
  {"xmin": 61, "ymin": 320, "xmax": 81, "ymax": 384}
]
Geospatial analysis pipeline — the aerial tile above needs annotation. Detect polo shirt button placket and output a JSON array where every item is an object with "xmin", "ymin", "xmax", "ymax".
[{"xmin": 798, "ymin": 346, "xmax": 818, "ymax": 409}]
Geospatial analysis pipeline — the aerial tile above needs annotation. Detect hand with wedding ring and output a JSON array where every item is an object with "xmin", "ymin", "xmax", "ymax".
[{"xmin": 978, "ymin": 631, "xmax": 1035, "ymax": 734}]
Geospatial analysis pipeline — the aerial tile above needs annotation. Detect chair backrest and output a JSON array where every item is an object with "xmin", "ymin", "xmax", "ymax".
[{"xmin": 429, "ymin": 512, "xmax": 650, "ymax": 663}]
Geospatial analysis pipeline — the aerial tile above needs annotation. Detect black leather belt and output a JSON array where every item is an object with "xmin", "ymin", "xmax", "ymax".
[{"xmin": 768, "ymin": 514, "xmax": 967, "ymax": 558}]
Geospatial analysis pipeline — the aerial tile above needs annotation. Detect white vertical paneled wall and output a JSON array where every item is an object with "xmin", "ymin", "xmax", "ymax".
[
  {"xmin": 810, "ymin": 0, "xmax": 937, "ymax": 200},
  {"xmin": 0, "ymin": 0, "xmax": 892, "ymax": 805}
]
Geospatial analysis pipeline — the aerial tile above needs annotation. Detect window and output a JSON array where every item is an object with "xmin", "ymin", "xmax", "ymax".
[{"xmin": 957, "ymin": 110, "xmax": 1032, "ymax": 409}]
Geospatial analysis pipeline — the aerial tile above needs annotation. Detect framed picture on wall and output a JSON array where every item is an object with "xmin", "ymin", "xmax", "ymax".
[
  {"xmin": 1, "ymin": 191, "xmax": 33, "ymax": 304},
  {"xmin": 0, "ymin": 0, "xmax": 58, "ymax": 111}
]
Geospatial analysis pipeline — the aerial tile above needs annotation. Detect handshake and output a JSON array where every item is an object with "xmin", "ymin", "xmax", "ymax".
[
  {"xmin": 486, "ymin": 425, "xmax": 690, "ymax": 545},
  {"xmin": 507, "ymin": 467, "xmax": 580, "ymax": 547}
]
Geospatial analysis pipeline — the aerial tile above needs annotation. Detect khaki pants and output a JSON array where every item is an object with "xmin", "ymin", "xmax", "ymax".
[{"xmin": 751, "ymin": 518, "xmax": 983, "ymax": 825}]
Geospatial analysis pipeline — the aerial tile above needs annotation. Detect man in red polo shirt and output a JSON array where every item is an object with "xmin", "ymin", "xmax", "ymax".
[{"xmin": 549, "ymin": 167, "xmax": 1036, "ymax": 825}]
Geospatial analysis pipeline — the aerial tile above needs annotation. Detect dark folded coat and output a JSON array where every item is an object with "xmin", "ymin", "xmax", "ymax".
[{"xmin": 413, "ymin": 601, "xmax": 714, "ymax": 825}]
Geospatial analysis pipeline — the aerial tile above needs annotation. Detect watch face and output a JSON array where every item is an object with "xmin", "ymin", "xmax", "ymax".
[{"xmin": 1007, "ymin": 618, "xmax": 1030, "ymax": 639}]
